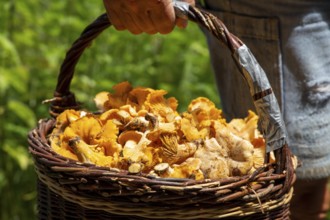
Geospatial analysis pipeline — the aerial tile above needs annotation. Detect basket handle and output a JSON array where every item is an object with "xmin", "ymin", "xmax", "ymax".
[
  {"xmin": 48, "ymin": 5, "xmax": 243, "ymax": 117},
  {"xmin": 49, "ymin": 4, "xmax": 283, "ymax": 151},
  {"xmin": 47, "ymin": 4, "xmax": 293, "ymax": 179}
]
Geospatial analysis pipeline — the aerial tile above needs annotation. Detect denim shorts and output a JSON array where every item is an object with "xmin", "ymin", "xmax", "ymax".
[{"xmin": 202, "ymin": 0, "xmax": 330, "ymax": 179}]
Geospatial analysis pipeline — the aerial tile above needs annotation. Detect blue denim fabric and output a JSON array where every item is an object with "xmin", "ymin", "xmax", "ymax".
[{"xmin": 202, "ymin": 0, "xmax": 330, "ymax": 179}]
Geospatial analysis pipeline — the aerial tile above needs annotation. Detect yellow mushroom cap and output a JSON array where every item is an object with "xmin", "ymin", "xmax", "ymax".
[
  {"xmin": 117, "ymin": 130, "xmax": 143, "ymax": 146},
  {"xmin": 94, "ymin": 91, "xmax": 109, "ymax": 111},
  {"xmin": 103, "ymin": 81, "xmax": 133, "ymax": 110}
]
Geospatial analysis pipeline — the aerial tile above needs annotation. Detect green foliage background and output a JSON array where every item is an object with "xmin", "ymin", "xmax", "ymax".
[{"xmin": 0, "ymin": 1, "xmax": 219, "ymax": 219}]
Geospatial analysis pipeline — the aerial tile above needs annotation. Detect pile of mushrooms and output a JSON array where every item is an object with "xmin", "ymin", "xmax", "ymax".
[{"xmin": 50, "ymin": 82, "xmax": 266, "ymax": 180}]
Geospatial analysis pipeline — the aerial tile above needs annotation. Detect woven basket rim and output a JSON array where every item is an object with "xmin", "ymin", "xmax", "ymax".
[
  {"xmin": 28, "ymin": 117, "xmax": 296, "ymax": 219},
  {"xmin": 35, "ymin": 164, "xmax": 293, "ymax": 219}
]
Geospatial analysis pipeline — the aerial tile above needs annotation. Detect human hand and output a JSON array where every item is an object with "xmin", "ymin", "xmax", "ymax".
[{"xmin": 103, "ymin": 0, "xmax": 195, "ymax": 35}]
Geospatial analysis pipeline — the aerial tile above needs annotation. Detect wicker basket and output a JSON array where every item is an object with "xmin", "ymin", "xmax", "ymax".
[{"xmin": 28, "ymin": 5, "xmax": 296, "ymax": 220}]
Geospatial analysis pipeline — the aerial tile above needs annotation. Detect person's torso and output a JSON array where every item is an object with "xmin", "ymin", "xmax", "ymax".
[{"xmin": 202, "ymin": 0, "xmax": 330, "ymax": 178}]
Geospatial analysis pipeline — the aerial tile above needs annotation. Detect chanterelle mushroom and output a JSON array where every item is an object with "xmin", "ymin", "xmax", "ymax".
[
  {"xmin": 118, "ymin": 130, "xmax": 157, "ymax": 171},
  {"xmin": 188, "ymin": 97, "xmax": 223, "ymax": 122},
  {"xmin": 118, "ymin": 130, "xmax": 143, "ymax": 157},
  {"xmin": 228, "ymin": 110, "xmax": 259, "ymax": 142},
  {"xmin": 68, "ymin": 137, "xmax": 115, "ymax": 167},
  {"xmin": 168, "ymin": 158, "xmax": 204, "ymax": 180},
  {"xmin": 124, "ymin": 116, "xmax": 150, "ymax": 131},
  {"xmin": 159, "ymin": 131, "xmax": 199, "ymax": 165},
  {"xmin": 194, "ymin": 138, "xmax": 230, "ymax": 179},
  {"xmin": 215, "ymin": 122, "xmax": 254, "ymax": 176}
]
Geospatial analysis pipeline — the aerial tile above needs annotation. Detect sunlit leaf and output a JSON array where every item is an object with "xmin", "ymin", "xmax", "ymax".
[
  {"xmin": 0, "ymin": 68, "xmax": 9, "ymax": 95},
  {"xmin": 22, "ymin": 191, "xmax": 37, "ymax": 201},
  {"xmin": 0, "ymin": 34, "xmax": 21, "ymax": 66},
  {"xmin": 7, "ymin": 100, "xmax": 36, "ymax": 128},
  {"xmin": 0, "ymin": 171, "xmax": 7, "ymax": 189},
  {"xmin": 3, "ymin": 144, "xmax": 31, "ymax": 170},
  {"xmin": 6, "ymin": 67, "xmax": 29, "ymax": 94},
  {"xmin": 5, "ymin": 123, "xmax": 29, "ymax": 138}
]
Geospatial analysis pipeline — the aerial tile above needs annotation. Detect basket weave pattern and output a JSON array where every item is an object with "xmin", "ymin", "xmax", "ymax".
[{"xmin": 28, "ymin": 6, "xmax": 295, "ymax": 220}]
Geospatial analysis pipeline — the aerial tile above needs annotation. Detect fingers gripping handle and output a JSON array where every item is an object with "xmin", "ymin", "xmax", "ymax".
[{"xmin": 173, "ymin": 0, "xmax": 190, "ymax": 20}]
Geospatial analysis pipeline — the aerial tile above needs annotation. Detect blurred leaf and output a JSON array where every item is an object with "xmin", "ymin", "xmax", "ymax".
[
  {"xmin": 3, "ymin": 144, "xmax": 30, "ymax": 170},
  {"xmin": 0, "ymin": 68, "xmax": 9, "ymax": 95},
  {"xmin": 2, "ymin": 67, "xmax": 29, "ymax": 95},
  {"xmin": 0, "ymin": 171, "xmax": 7, "ymax": 189},
  {"xmin": 5, "ymin": 123, "xmax": 29, "ymax": 138},
  {"xmin": 0, "ymin": 34, "xmax": 21, "ymax": 66},
  {"xmin": 7, "ymin": 100, "xmax": 36, "ymax": 128},
  {"xmin": 22, "ymin": 190, "xmax": 37, "ymax": 201}
]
